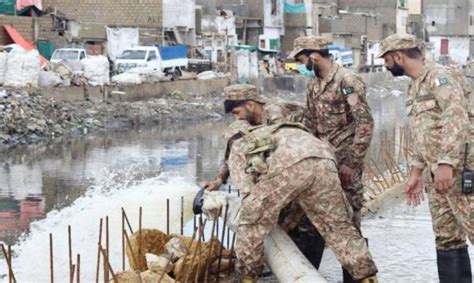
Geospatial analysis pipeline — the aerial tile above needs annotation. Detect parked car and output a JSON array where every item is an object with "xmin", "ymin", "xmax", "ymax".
[
  {"xmin": 115, "ymin": 45, "xmax": 188, "ymax": 80},
  {"xmin": 50, "ymin": 47, "xmax": 88, "ymax": 63}
]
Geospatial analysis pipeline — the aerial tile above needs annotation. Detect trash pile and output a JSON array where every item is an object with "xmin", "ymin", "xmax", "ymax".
[
  {"xmin": 114, "ymin": 229, "xmax": 231, "ymax": 283},
  {"xmin": 0, "ymin": 89, "xmax": 224, "ymax": 147}
]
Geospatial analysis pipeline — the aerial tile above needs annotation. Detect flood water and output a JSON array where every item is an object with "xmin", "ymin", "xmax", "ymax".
[{"xmin": 0, "ymin": 81, "xmax": 473, "ymax": 282}]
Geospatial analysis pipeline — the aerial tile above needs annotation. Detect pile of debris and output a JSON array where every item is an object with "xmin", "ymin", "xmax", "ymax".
[
  {"xmin": 114, "ymin": 229, "xmax": 230, "ymax": 282},
  {"xmin": 0, "ymin": 89, "xmax": 223, "ymax": 147}
]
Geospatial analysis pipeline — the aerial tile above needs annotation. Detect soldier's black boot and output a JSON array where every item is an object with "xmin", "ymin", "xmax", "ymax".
[
  {"xmin": 299, "ymin": 229, "xmax": 326, "ymax": 269},
  {"xmin": 437, "ymin": 247, "xmax": 472, "ymax": 283},
  {"xmin": 343, "ymin": 267, "xmax": 360, "ymax": 283}
]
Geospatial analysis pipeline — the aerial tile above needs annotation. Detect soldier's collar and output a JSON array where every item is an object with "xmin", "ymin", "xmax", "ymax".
[
  {"xmin": 415, "ymin": 61, "xmax": 434, "ymax": 84},
  {"xmin": 321, "ymin": 62, "xmax": 339, "ymax": 84}
]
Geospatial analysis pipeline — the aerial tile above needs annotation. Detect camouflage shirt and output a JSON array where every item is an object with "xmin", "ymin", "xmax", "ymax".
[
  {"xmin": 406, "ymin": 62, "xmax": 472, "ymax": 171},
  {"xmin": 305, "ymin": 63, "xmax": 374, "ymax": 169},
  {"xmin": 216, "ymin": 101, "xmax": 306, "ymax": 182},
  {"xmin": 228, "ymin": 125, "xmax": 336, "ymax": 195}
]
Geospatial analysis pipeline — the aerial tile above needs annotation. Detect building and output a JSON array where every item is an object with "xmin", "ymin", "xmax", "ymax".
[
  {"xmin": 42, "ymin": 0, "xmax": 164, "ymax": 45},
  {"xmin": 163, "ymin": 0, "xmax": 196, "ymax": 46},
  {"xmin": 424, "ymin": 0, "xmax": 472, "ymax": 65}
]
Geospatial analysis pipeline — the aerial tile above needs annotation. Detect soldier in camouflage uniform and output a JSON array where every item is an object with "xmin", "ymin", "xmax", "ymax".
[
  {"xmin": 288, "ymin": 35, "xmax": 374, "ymax": 281},
  {"xmin": 221, "ymin": 118, "xmax": 378, "ymax": 282},
  {"xmin": 379, "ymin": 33, "xmax": 473, "ymax": 283},
  {"xmin": 204, "ymin": 84, "xmax": 327, "ymax": 269},
  {"xmin": 204, "ymin": 85, "xmax": 305, "ymax": 191}
]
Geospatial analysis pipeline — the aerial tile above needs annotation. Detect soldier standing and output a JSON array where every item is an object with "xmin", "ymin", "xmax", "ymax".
[
  {"xmin": 288, "ymin": 35, "xmax": 374, "ymax": 281},
  {"xmin": 379, "ymin": 34, "xmax": 473, "ymax": 282}
]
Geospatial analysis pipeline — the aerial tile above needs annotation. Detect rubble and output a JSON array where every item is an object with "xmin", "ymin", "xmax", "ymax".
[{"xmin": 0, "ymin": 89, "xmax": 225, "ymax": 148}]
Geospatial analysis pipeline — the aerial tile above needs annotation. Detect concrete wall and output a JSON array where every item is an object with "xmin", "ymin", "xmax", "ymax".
[
  {"xmin": 408, "ymin": 0, "xmax": 422, "ymax": 14},
  {"xmin": 424, "ymin": 0, "xmax": 470, "ymax": 36},
  {"xmin": 338, "ymin": 0, "xmax": 397, "ymax": 39},
  {"xmin": 42, "ymin": 0, "xmax": 163, "ymax": 28},
  {"xmin": 430, "ymin": 35, "xmax": 470, "ymax": 65},
  {"xmin": 0, "ymin": 16, "xmax": 55, "ymax": 45},
  {"xmin": 40, "ymin": 79, "xmax": 230, "ymax": 103},
  {"xmin": 163, "ymin": 0, "xmax": 196, "ymax": 30}
]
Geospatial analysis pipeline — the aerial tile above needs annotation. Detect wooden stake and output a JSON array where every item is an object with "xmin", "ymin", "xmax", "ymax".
[
  {"xmin": 166, "ymin": 198, "xmax": 170, "ymax": 234},
  {"xmin": 50, "ymin": 233, "xmax": 54, "ymax": 283},
  {"xmin": 100, "ymin": 246, "xmax": 118, "ymax": 283},
  {"xmin": 139, "ymin": 207, "xmax": 142, "ymax": 270},
  {"xmin": 76, "ymin": 254, "xmax": 80, "ymax": 283},
  {"xmin": 216, "ymin": 204, "xmax": 229, "ymax": 283},
  {"xmin": 68, "ymin": 225, "xmax": 73, "ymax": 283},
  {"xmin": 122, "ymin": 208, "xmax": 134, "ymax": 234},
  {"xmin": 1, "ymin": 244, "xmax": 16, "ymax": 283},
  {"xmin": 95, "ymin": 218, "xmax": 103, "ymax": 283},
  {"xmin": 122, "ymin": 210, "xmax": 125, "ymax": 271},
  {"xmin": 180, "ymin": 196, "xmax": 184, "ymax": 235},
  {"xmin": 104, "ymin": 216, "xmax": 110, "ymax": 282}
]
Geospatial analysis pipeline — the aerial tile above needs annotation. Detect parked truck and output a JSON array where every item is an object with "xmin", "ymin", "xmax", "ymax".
[
  {"xmin": 50, "ymin": 47, "xmax": 88, "ymax": 63},
  {"xmin": 115, "ymin": 45, "xmax": 188, "ymax": 80}
]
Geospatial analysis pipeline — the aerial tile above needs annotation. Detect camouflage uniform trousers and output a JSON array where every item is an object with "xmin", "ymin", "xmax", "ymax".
[
  {"xmin": 235, "ymin": 157, "xmax": 378, "ymax": 279},
  {"xmin": 426, "ymin": 173, "xmax": 474, "ymax": 250}
]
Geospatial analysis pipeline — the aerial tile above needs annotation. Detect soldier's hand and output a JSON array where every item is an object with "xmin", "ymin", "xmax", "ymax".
[
  {"xmin": 405, "ymin": 168, "xmax": 424, "ymax": 206},
  {"xmin": 338, "ymin": 164, "xmax": 355, "ymax": 186},
  {"xmin": 203, "ymin": 177, "xmax": 224, "ymax": 191},
  {"xmin": 434, "ymin": 164, "xmax": 454, "ymax": 193}
]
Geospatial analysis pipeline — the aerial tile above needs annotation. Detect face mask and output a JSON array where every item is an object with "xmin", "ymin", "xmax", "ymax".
[
  {"xmin": 297, "ymin": 64, "xmax": 315, "ymax": 78},
  {"xmin": 305, "ymin": 57, "xmax": 320, "ymax": 77}
]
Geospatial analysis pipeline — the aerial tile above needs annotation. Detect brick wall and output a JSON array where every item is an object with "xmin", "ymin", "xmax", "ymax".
[
  {"xmin": 42, "ymin": 0, "xmax": 163, "ymax": 28},
  {"xmin": 0, "ymin": 15, "xmax": 55, "ymax": 45}
]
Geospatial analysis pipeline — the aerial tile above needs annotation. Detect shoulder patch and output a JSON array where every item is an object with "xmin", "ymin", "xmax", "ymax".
[
  {"xmin": 435, "ymin": 77, "xmax": 449, "ymax": 87},
  {"xmin": 342, "ymin": 86, "xmax": 354, "ymax": 95}
]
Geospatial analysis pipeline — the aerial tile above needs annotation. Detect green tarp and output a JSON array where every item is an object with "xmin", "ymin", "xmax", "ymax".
[
  {"xmin": 37, "ymin": 40, "xmax": 55, "ymax": 60},
  {"xmin": 0, "ymin": 0, "xmax": 15, "ymax": 15},
  {"xmin": 284, "ymin": 0, "xmax": 305, "ymax": 13}
]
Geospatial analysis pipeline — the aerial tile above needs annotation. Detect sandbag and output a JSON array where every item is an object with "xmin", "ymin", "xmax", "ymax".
[
  {"xmin": 81, "ymin": 55, "xmax": 110, "ymax": 86},
  {"xmin": 4, "ymin": 49, "xmax": 40, "ymax": 88},
  {"xmin": 112, "ymin": 72, "xmax": 142, "ymax": 85},
  {"xmin": 39, "ymin": 71, "xmax": 62, "ymax": 87},
  {"xmin": 0, "ymin": 52, "xmax": 8, "ymax": 85}
]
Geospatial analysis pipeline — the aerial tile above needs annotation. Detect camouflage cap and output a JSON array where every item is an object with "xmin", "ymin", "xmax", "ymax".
[
  {"xmin": 224, "ymin": 84, "xmax": 266, "ymax": 104},
  {"xmin": 377, "ymin": 34, "xmax": 419, "ymax": 58},
  {"xmin": 222, "ymin": 119, "xmax": 251, "ymax": 140},
  {"xmin": 287, "ymin": 36, "xmax": 330, "ymax": 59}
]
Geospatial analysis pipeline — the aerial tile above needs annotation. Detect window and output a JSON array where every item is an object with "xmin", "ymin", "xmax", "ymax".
[
  {"xmin": 80, "ymin": 51, "xmax": 86, "ymax": 60},
  {"xmin": 148, "ymin": 51, "xmax": 157, "ymax": 61},
  {"xmin": 432, "ymin": 21, "xmax": 436, "ymax": 27}
]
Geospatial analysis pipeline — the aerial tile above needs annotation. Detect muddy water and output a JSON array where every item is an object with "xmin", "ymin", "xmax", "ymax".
[{"xmin": 0, "ymin": 84, "xmax": 472, "ymax": 281}]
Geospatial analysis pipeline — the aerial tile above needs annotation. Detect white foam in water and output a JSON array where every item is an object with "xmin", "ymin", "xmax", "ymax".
[{"xmin": 0, "ymin": 171, "xmax": 199, "ymax": 282}]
